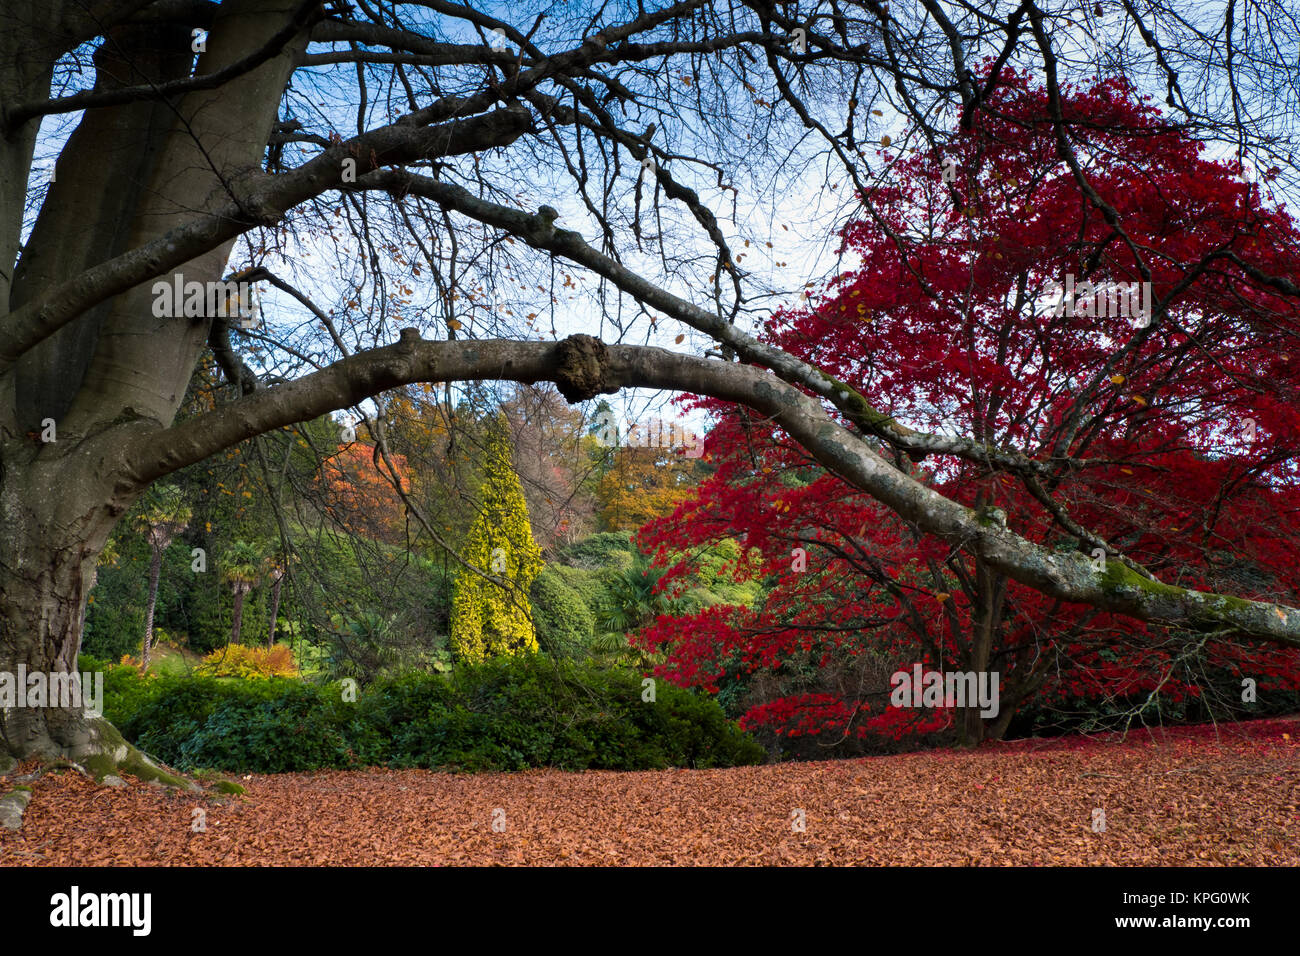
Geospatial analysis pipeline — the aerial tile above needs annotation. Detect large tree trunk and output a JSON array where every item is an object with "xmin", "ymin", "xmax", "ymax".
[
  {"xmin": 0, "ymin": 446, "xmax": 186, "ymax": 784},
  {"xmin": 0, "ymin": 0, "xmax": 307, "ymax": 778},
  {"xmin": 0, "ymin": 497, "xmax": 100, "ymax": 760},
  {"xmin": 957, "ymin": 535, "xmax": 1002, "ymax": 748}
]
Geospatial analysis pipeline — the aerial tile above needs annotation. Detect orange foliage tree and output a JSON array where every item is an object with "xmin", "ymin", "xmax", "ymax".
[
  {"xmin": 316, "ymin": 442, "xmax": 411, "ymax": 544},
  {"xmin": 596, "ymin": 445, "xmax": 697, "ymax": 532}
]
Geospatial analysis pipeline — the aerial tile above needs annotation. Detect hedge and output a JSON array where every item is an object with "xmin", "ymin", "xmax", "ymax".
[{"xmin": 82, "ymin": 653, "xmax": 765, "ymax": 773}]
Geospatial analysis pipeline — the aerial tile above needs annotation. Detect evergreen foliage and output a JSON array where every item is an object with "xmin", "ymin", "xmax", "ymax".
[{"xmin": 450, "ymin": 415, "xmax": 545, "ymax": 662}]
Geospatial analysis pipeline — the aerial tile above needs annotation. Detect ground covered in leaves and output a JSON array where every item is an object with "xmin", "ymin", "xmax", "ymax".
[{"xmin": 3, "ymin": 717, "xmax": 1296, "ymax": 866}]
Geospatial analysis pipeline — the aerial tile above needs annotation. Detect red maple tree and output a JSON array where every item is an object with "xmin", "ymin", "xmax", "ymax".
[{"xmin": 637, "ymin": 70, "xmax": 1300, "ymax": 751}]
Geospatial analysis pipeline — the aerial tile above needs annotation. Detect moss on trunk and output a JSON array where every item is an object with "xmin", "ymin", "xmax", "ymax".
[{"xmin": 71, "ymin": 717, "xmax": 196, "ymax": 790}]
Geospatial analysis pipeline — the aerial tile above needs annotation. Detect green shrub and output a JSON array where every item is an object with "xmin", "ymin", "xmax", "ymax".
[
  {"xmin": 87, "ymin": 656, "xmax": 155, "ymax": 725},
  {"xmin": 548, "ymin": 564, "xmax": 606, "ymax": 611},
  {"xmin": 82, "ymin": 602, "xmax": 144, "ymax": 661},
  {"xmin": 122, "ymin": 676, "xmax": 290, "ymax": 762},
  {"xmin": 179, "ymin": 685, "xmax": 353, "ymax": 772},
  {"xmin": 556, "ymin": 532, "xmax": 635, "ymax": 571},
  {"xmin": 530, "ymin": 567, "xmax": 595, "ymax": 657},
  {"xmin": 100, "ymin": 654, "xmax": 765, "ymax": 773}
]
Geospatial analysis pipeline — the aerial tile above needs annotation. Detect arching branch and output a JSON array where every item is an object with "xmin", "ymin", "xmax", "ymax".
[{"xmin": 116, "ymin": 334, "xmax": 1300, "ymax": 649}]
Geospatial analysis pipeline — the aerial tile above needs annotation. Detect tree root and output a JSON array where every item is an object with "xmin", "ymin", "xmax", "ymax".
[
  {"xmin": 68, "ymin": 717, "xmax": 198, "ymax": 791},
  {"xmin": 2, "ymin": 716, "xmax": 197, "ymax": 793},
  {"xmin": 0, "ymin": 718, "xmax": 201, "ymax": 833},
  {"xmin": 0, "ymin": 785, "xmax": 32, "ymax": 830}
]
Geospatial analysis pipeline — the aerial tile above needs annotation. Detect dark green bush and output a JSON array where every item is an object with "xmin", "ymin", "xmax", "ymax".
[
  {"xmin": 121, "ymin": 676, "xmax": 292, "ymax": 762},
  {"xmin": 547, "ymin": 564, "xmax": 606, "ymax": 613},
  {"xmin": 95, "ymin": 655, "xmax": 765, "ymax": 773},
  {"xmin": 179, "ymin": 685, "xmax": 354, "ymax": 772},
  {"xmin": 556, "ymin": 532, "xmax": 634, "ymax": 571},
  {"xmin": 82, "ymin": 602, "xmax": 144, "ymax": 661},
  {"xmin": 530, "ymin": 567, "xmax": 595, "ymax": 657}
]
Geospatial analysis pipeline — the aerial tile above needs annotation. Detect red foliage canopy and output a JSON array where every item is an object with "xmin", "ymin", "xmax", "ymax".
[{"xmin": 638, "ymin": 71, "xmax": 1300, "ymax": 748}]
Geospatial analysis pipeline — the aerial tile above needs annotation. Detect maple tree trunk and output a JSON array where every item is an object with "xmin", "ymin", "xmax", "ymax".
[
  {"xmin": 956, "ymin": 546, "xmax": 1000, "ymax": 748},
  {"xmin": 953, "ymin": 698, "xmax": 987, "ymax": 747},
  {"xmin": 141, "ymin": 546, "xmax": 163, "ymax": 673}
]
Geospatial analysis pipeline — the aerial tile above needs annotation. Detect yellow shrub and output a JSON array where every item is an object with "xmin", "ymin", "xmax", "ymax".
[{"xmin": 197, "ymin": 644, "xmax": 298, "ymax": 679}]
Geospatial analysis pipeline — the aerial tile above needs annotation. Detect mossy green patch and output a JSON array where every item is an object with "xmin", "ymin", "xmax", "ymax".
[
  {"xmin": 78, "ymin": 717, "xmax": 196, "ymax": 790},
  {"xmin": 1095, "ymin": 560, "xmax": 1260, "ymax": 632},
  {"xmin": 1098, "ymin": 559, "xmax": 1183, "ymax": 599},
  {"xmin": 818, "ymin": 372, "xmax": 902, "ymax": 431}
]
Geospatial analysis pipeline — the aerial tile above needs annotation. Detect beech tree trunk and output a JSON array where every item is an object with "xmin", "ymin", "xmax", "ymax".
[
  {"xmin": 0, "ymin": 525, "xmax": 98, "ymax": 760},
  {"xmin": 0, "ymin": 0, "xmax": 306, "ymax": 770},
  {"xmin": 0, "ymin": 442, "xmax": 145, "ymax": 766}
]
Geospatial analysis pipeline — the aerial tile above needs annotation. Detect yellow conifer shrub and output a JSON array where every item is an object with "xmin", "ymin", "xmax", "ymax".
[{"xmin": 451, "ymin": 415, "xmax": 545, "ymax": 663}]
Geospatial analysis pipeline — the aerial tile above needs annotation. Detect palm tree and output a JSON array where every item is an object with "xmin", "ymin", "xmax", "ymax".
[
  {"xmin": 222, "ymin": 540, "xmax": 263, "ymax": 646},
  {"xmin": 72, "ymin": 536, "xmax": 122, "ymax": 668},
  {"xmin": 331, "ymin": 611, "xmax": 400, "ymax": 682},
  {"xmin": 137, "ymin": 485, "xmax": 190, "ymax": 673},
  {"xmin": 594, "ymin": 553, "xmax": 675, "ymax": 632},
  {"xmin": 591, "ymin": 554, "xmax": 675, "ymax": 670},
  {"xmin": 263, "ymin": 551, "xmax": 290, "ymax": 647}
]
